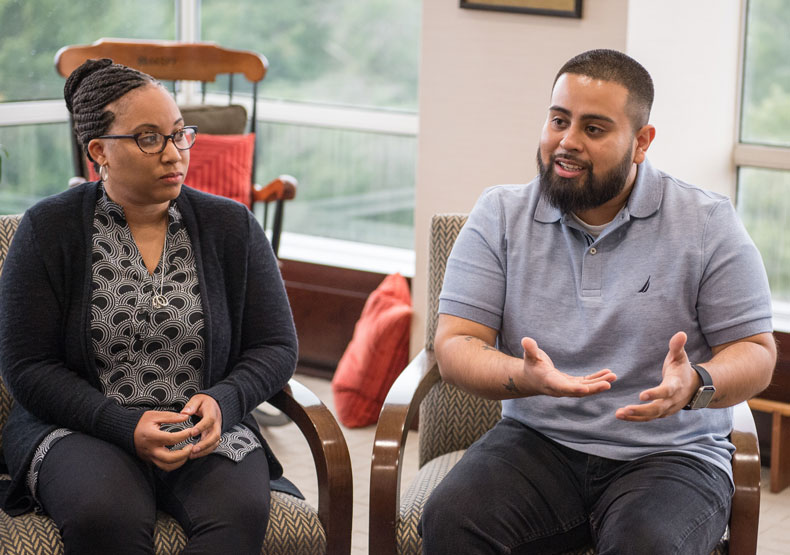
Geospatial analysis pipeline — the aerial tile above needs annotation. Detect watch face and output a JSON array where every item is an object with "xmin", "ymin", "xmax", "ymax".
[{"xmin": 692, "ymin": 386, "xmax": 716, "ymax": 409}]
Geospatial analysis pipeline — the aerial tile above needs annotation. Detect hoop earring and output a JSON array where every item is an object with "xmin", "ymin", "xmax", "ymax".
[{"xmin": 99, "ymin": 164, "xmax": 109, "ymax": 182}]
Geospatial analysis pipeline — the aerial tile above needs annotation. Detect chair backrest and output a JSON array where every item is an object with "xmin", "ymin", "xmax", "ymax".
[
  {"xmin": 55, "ymin": 39, "xmax": 267, "ymax": 83},
  {"xmin": 0, "ymin": 215, "xmax": 22, "ymax": 450},
  {"xmin": 418, "ymin": 214, "xmax": 502, "ymax": 466}
]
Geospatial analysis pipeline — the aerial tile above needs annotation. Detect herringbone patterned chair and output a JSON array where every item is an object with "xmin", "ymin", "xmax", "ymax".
[
  {"xmin": 0, "ymin": 214, "xmax": 353, "ymax": 554},
  {"xmin": 369, "ymin": 213, "xmax": 761, "ymax": 555}
]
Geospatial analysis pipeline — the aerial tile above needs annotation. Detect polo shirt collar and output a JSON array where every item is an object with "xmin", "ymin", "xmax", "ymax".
[
  {"xmin": 623, "ymin": 158, "xmax": 662, "ymax": 219},
  {"xmin": 534, "ymin": 157, "xmax": 663, "ymax": 223}
]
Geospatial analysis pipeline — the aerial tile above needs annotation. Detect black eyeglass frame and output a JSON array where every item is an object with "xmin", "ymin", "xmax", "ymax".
[{"xmin": 97, "ymin": 126, "xmax": 198, "ymax": 154}]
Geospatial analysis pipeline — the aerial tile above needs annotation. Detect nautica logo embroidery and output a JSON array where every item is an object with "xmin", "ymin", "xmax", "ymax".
[{"xmin": 638, "ymin": 276, "xmax": 651, "ymax": 293}]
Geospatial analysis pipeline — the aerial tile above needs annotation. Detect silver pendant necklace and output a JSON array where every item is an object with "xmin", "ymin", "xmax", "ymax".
[{"xmin": 152, "ymin": 225, "xmax": 169, "ymax": 310}]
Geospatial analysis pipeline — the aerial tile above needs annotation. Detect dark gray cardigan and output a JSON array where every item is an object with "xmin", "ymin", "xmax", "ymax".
[{"xmin": 0, "ymin": 182, "xmax": 297, "ymax": 514}]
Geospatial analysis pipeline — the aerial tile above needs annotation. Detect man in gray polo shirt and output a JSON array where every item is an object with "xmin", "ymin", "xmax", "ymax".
[{"xmin": 420, "ymin": 49, "xmax": 777, "ymax": 554}]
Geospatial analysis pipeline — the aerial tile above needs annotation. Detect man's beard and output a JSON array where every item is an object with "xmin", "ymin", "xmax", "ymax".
[{"xmin": 537, "ymin": 147, "xmax": 634, "ymax": 215}]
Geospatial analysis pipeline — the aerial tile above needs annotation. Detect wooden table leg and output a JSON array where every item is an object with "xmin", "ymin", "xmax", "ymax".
[{"xmin": 771, "ymin": 411, "xmax": 790, "ymax": 493}]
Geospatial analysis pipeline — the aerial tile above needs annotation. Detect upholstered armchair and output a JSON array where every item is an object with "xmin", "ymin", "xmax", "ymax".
[
  {"xmin": 0, "ymin": 213, "xmax": 352, "ymax": 554},
  {"xmin": 369, "ymin": 213, "xmax": 762, "ymax": 555}
]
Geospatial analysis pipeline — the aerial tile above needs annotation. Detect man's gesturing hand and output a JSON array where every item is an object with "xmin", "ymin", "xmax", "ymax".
[
  {"xmin": 616, "ymin": 331, "xmax": 699, "ymax": 421},
  {"xmin": 518, "ymin": 337, "xmax": 617, "ymax": 398}
]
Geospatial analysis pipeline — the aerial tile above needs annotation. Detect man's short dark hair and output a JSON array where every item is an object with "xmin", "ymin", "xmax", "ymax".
[{"xmin": 553, "ymin": 49, "xmax": 654, "ymax": 130}]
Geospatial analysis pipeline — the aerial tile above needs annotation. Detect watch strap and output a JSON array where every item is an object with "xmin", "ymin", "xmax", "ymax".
[
  {"xmin": 689, "ymin": 363, "xmax": 713, "ymax": 387},
  {"xmin": 683, "ymin": 363, "xmax": 715, "ymax": 410}
]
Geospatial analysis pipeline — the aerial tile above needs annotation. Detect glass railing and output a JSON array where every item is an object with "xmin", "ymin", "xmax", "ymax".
[
  {"xmin": 0, "ymin": 105, "xmax": 418, "ymax": 254},
  {"xmin": 257, "ymin": 120, "xmax": 416, "ymax": 249}
]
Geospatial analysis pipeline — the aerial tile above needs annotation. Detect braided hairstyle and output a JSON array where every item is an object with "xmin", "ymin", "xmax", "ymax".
[{"xmin": 64, "ymin": 58, "xmax": 155, "ymax": 168}]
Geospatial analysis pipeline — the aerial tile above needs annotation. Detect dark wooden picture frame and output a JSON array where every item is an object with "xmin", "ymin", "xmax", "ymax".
[{"xmin": 460, "ymin": 0, "xmax": 582, "ymax": 18}]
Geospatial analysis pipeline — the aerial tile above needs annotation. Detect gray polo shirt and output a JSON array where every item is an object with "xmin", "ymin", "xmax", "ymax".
[{"xmin": 439, "ymin": 158, "xmax": 772, "ymax": 479}]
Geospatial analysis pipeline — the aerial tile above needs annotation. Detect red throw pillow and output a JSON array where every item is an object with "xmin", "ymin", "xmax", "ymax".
[
  {"xmin": 185, "ymin": 133, "xmax": 255, "ymax": 207},
  {"xmin": 86, "ymin": 160, "xmax": 100, "ymax": 182},
  {"xmin": 332, "ymin": 273, "xmax": 412, "ymax": 428},
  {"xmin": 85, "ymin": 133, "xmax": 255, "ymax": 208}
]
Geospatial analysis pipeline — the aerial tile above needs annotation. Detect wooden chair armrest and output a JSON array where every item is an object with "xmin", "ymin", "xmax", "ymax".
[
  {"xmin": 253, "ymin": 175, "xmax": 298, "ymax": 204},
  {"xmin": 268, "ymin": 378, "xmax": 352, "ymax": 555},
  {"xmin": 369, "ymin": 349, "xmax": 441, "ymax": 555},
  {"xmin": 729, "ymin": 401, "xmax": 761, "ymax": 555}
]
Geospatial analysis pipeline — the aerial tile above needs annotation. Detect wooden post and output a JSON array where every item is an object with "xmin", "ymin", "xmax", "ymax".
[{"xmin": 749, "ymin": 397, "xmax": 790, "ymax": 493}]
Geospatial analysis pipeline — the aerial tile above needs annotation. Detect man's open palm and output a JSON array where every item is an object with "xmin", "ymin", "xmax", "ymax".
[{"xmin": 521, "ymin": 337, "xmax": 617, "ymax": 397}]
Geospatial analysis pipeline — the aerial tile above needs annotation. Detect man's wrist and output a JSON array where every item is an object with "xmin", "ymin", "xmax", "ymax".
[{"xmin": 683, "ymin": 363, "xmax": 716, "ymax": 410}]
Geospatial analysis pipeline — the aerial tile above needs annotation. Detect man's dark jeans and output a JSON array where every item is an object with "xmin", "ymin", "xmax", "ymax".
[{"xmin": 419, "ymin": 417, "xmax": 732, "ymax": 555}]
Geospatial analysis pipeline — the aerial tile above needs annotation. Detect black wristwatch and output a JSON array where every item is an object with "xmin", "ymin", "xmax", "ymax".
[{"xmin": 683, "ymin": 363, "xmax": 716, "ymax": 410}]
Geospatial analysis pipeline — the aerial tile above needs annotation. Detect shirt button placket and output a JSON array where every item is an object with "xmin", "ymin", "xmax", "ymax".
[{"xmin": 581, "ymin": 245, "xmax": 602, "ymax": 297}]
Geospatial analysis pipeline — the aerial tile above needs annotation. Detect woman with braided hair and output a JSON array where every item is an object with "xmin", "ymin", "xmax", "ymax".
[{"xmin": 0, "ymin": 58, "xmax": 297, "ymax": 553}]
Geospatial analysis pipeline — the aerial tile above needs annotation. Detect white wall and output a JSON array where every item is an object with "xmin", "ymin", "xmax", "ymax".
[
  {"xmin": 626, "ymin": 0, "xmax": 741, "ymax": 197},
  {"xmin": 411, "ymin": 0, "xmax": 742, "ymax": 353}
]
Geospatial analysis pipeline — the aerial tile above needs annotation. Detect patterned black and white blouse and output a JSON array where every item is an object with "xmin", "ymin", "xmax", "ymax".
[{"xmin": 27, "ymin": 189, "xmax": 261, "ymax": 498}]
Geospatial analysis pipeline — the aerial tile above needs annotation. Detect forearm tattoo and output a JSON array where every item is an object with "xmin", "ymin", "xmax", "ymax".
[
  {"xmin": 503, "ymin": 377, "xmax": 521, "ymax": 395},
  {"xmin": 462, "ymin": 336, "xmax": 520, "ymax": 395},
  {"xmin": 463, "ymin": 335, "xmax": 497, "ymax": 351}
]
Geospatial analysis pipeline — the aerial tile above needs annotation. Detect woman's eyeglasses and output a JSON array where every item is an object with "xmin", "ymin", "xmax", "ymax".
[{"xmin": 97, "ymin": 126, "xmax": 198, "ymax": 154}]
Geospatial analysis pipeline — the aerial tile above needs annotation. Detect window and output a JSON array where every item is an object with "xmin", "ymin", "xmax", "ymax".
[
  {"xmin": 0, "ymin": 0, "xmax": 175, "ymax": 212},
  {"xmin": 200, "ymin": 0, "xmax": 420, "ymax": 254},
  {"xmin": 735, "ymin": 0, "xmax": 790, "ymax": 328},
  {"xmin": 0, "ymin": 123, "xmax": 72, "ymax": 214},
  {"xmin": 0, "ymin": 0, "xmax": 420, "ymax": 270},
  {"xmin": 256, "ymin": 122, "xmax": 417, "ymax": 249},
  {"xmin": 201, "ymin": 0, "xmax": 419, "ymax": 110},
  {"xmin": 0, "ymin": 1, "xmax": 175, "ymax": 103},
  {"xmin": 739, "ymin": 0, "xmax": 790, "ymax": 148}
]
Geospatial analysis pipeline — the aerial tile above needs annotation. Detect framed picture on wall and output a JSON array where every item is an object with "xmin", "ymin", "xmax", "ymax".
[{"xmin": 460, "ymin": 0, "xmax": 582, "ymax": 19}]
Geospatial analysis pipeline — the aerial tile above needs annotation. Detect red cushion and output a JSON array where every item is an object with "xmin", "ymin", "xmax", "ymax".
[
  {"xmin": 86, "ymin": 133, "xmax": 255, "ymax": 208},
  {"xmin": 332, "ymin": 273, "xmax": 412, "ymax": 428},
  {"xmin": 185, "ymin": 133, "xmax": 255, "ymax": 207},
  {"xmin": 86, "ymin": 161, "xmax": 100, "ymax": 182}
]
